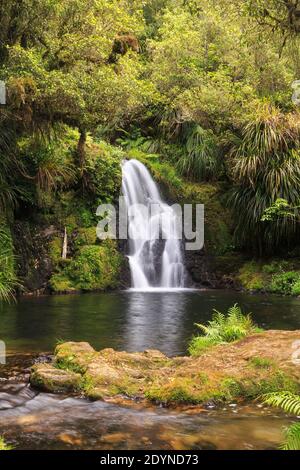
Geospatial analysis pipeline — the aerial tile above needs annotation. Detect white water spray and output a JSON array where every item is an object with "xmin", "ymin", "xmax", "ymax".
[{"xmin": 122, "ymin": 159, "xmax": 187, "ymax": 290}]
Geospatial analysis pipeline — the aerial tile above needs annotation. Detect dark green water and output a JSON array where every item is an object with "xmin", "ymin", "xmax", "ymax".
[{"xmin": 1, "ymin": 289, "xmax": 300, "ymax": 355}]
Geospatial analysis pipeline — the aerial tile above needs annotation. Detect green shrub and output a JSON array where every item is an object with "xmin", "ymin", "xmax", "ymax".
[
  {"xmin": 75, "ymin": 227, "xmax": 97, "ymax": 247},
  {"xmin": 189, "ymin": 304, "xmax": 262, "ymax": 356},
  {"xmin": 0, "ymin": 226, "xmax": 19, "ymax": 301},
  {"xmin": 270, "ymin": 271, "xmax": 300, "ymax": 295},
  {"xmin": 50, "ymin": 240, "xmax": 123, "ymax": 292},
  {"xmin": 85, "ymin": 141, "xmax": 123, "ymax": 204},
  {"xmin": 177, "ymin": 124, "xmax": 221, "ymax": 181},
  {"xmin": 238, "ymin": 261, "xmax": 265, "ymax": 291}
]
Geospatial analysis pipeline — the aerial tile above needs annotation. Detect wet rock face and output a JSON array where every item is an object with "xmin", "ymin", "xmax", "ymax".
[
  {"xmin": 185, "ymin": 248, "xmax": 219, "ymax": 288},
  {"xmin": 30, "ymin": 331, "xmax": 300, "ymax": 406}
]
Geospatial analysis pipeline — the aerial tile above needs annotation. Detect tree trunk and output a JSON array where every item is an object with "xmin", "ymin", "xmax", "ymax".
[{"xmin": 62, "ymin": 227, "xmax": 67, "ymax": 260}]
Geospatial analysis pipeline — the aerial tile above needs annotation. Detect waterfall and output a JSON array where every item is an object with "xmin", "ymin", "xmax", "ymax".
[{"xmin": 122, "ymin": 159, "xmax": 187, "ymax": 290}]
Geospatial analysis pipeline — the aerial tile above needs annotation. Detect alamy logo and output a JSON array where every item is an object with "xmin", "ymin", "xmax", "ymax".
[
  {"xmin": 0, "ymin": 80, "xmax": 6, "ymax": 105},
  {"xmin": 0, "ymin": 340, "xmax": 6, "ymax": 365},
  {"xmin": 96, "ymin": 197, "xmax": 204, "ymax": 251}
]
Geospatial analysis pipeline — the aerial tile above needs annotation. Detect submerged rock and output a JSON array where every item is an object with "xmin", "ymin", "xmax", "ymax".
[{"xmin": 30, "ymin": 331, "xmax": 300, "ymax": 405}]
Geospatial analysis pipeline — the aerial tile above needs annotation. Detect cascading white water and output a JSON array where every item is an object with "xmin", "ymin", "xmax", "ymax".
[{"xmin": 122, "ymin": 159, "xmax": 186, "ymax": 290}]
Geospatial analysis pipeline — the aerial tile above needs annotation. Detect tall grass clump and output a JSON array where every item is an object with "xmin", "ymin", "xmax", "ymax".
[
  {"xmin": 189, "ymin": 304, "xmax": 262, "ymax": 356},
  {"xmin": 177, "ymin": 124, "xmax": 221, "ymax": 181},
  {"xmin": 227, "ymin": 104, "xmax": 300, "ymax": 253}
]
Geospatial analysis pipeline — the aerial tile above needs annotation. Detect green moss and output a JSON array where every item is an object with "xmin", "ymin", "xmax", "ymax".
[
  {"xmin": 50, "ymin": 240, "xmax": 123, "ymax": 293},
  {"xmin": 54, "ymin": 355, "xmax": 86, "ymax": 375},
  {"xmin": 49, "ymin": 237, "xmax": 62, "ymax": 264},
  {"xmin": 146, "ymin": 376, "xmax": 239, "ymax": 405},
  {"xmin": 0, "ymin": 437, "xmax": 13, "ymax": 451},
  {"xmin": 248, "ymin": 356, "xmax": 274, "ymax": 369},
  {"xmin": 67, "ymin": 241, "xmax": 123, "ymax": 291},
  {"xmin": 78, "ymin": 374, "xmax": 95, "ymax": 394},
  {"xmin": 238, "ymin": 261, "xmax": 266, "ymax": 291},
  {"xmin": 238, "ymin": 371, "xmax": 298, "ymax": 398},
  {"xmin": 75, "ymin": 227, "xmax": 97, "ymax": 247},
  {"xmin": 49, "ymin": 272, "xmax": 77, "ymax": 293},
  {"xmin": 146, "ymin": 367, "xmax": 297, "ymax": 405}
]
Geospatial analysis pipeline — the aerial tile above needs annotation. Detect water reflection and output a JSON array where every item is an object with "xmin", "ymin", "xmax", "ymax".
[
  {"xmin": 1, "ymin": 289, "xmax": 300, "ymax": 355},
  {"xmin": 123, "ymin": 292, "xmax": 187, "ymax": 354}
]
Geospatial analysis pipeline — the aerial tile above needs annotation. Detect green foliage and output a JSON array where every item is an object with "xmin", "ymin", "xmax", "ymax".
[
  {"xmin": 238, "ymin": 261, "xmax": 266, "ymax": 291},
  {"xmin": 189, "ymin": 304, "xmax": 261, "ymax": 356},
  {"xmin": 270, "ymin": 271, "xmax": 300, "ymax": 295},
  {"xmin": 50, "ymin": 240, "xmax": 123, "ymax": 293},
  {"xmin": 1, "ymin": 0, "xmax": 300, "ymax": 280},
  {"xmin": 0, "ymin": 225, "xmax": 19, "ymax": 301},
  {"xmin": 263, "ymin": 392, "xmax": 300, "ymax": 450},
  {"xmin": 227, "ymin": 105, "xmax": 300, "ymax": 253},
  {"xmin": 237, "ymin": 259, "xmax": 300, "ymax": 295},
  {"xmin": 84, "ymin": 141, "xmax": 123, "ymax": 204},
  {"xmin": 177, "ymin": 124, "xmax": 221, "ymax": 181}
]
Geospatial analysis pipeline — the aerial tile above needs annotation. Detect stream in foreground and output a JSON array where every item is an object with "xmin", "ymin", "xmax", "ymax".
[{"xmin": 1, "ymin": 289, "xmax": 300, "ymax": 450}]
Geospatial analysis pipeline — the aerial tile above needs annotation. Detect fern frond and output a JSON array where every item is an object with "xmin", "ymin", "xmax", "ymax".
[
  {"xmin": 263, "ymin": 392, "xmax": 300, "ymax": 416},
  {"xmin": 281, "ymin": 423, "xmax": 300, "ymax": 451}
]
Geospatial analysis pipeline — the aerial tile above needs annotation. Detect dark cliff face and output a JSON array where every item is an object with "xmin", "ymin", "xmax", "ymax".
[
  {"xmin": 184, "ymin": 246, "xmax": 246, "ymax": 289},
  {"xmin": 184, "ymin": 248, "xmax": 219, "ymax": 288},
  {"xmin": 13, "ymin": 221, "xmax": 57, "ymax": 294}
]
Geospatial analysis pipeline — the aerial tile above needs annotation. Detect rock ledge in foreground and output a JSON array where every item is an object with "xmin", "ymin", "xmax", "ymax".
[{"xmin": 30, "ymin": 331, "xmax": 300, "ymax": 405}]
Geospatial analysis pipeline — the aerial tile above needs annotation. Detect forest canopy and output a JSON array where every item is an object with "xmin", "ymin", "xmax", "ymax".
[{"xmin": 1, "ymin": 0, "xmax": 300, "ymax": 299}]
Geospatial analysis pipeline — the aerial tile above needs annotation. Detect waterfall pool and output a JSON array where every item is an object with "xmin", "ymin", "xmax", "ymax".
[
  {"xmin": 1, "ymin": 289, "xmax": 300, "ymax": 450},
  {"xmin": 1, "ymin": 289, "xmax": 300, "ymax": 355}
]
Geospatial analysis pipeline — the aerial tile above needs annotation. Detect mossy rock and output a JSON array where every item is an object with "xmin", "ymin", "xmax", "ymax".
[
  {"xmin": 30, "ymin": 363, "xmax": 82, "ymax": 393},
  {"xmin": 49, "ymin": 236, "xmax": 63, "ymax": 264},
  {"xmin": 31, "ymin": 331, "xmax": 300, "ymax": 406},
  {"xmin": 49, "ymin": 240, "xmax": 123, "ymax": 293}
]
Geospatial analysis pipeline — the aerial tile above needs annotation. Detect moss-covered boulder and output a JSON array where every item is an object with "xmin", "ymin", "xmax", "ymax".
[
  {"xmin": 49, "ymin": 240, "xmax": 124, "ymax": 293},
  {"xmin": 30, "ymin": 363, "xmax": 82, "ymax": 393},
  {"xmin": 31, "ymin": 331, "xmax": 300, "ymax": 406}
]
